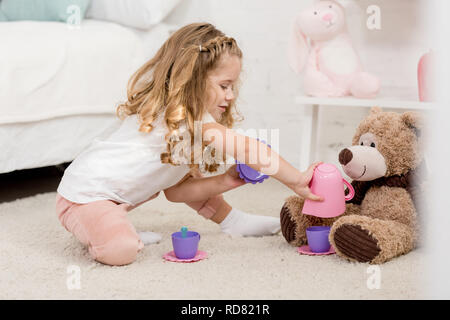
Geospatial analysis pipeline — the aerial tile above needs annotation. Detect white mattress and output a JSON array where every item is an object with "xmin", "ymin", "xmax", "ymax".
[
  {"xmin": 0, "ymin": 19, "xmax": 175, "ymax": 124},
  {"xmin": 0, "ymin": 20, "xmax": 177, "ymax": 173},
  {"xmin": 0, "ymin": 114, "xmax": 121, "ymax": 174}
]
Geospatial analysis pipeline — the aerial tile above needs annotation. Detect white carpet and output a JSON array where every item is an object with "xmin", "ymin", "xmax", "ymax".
[{"xmin": 0, "ymin": 179, "xmax": 426, "ymax": 299}]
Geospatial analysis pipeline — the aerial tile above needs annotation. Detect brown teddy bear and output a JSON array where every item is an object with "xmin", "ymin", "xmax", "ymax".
[{"xmin": 280, "ymin": 107, "xmax": 426, "ymax": 264}]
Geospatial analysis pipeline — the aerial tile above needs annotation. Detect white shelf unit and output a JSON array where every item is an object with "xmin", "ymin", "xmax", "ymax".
[
  {"xmin": 296, "ymin": 86, "xmax": 435, "ymax": 170},
  {"xmin": 295, "ymin": 86, "xmax": 435, "ymax": 110}
]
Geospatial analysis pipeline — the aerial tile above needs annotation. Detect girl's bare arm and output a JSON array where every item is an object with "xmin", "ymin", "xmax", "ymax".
[
  {"xmin": 202, "ymin": 122, "xmax": 322, "ymax": 201},
  {"xmin": 163, "ymin": 165, "xmax": 245, "ymax": 203}
]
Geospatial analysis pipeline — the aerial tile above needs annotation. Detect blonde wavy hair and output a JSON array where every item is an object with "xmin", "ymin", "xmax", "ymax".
[{"xmin": 117, "ymin": 22, "xmax": 243, "ymax": 173}]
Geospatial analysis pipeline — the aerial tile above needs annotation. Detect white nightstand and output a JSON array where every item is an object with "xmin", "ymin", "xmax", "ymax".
[{"xmin": 295, "ymin": 86, "xmax": 435, "ymax": 170}]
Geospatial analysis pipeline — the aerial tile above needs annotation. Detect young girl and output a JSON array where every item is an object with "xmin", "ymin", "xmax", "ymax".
[{"xmin": 56, "ymin": 22, "xmax": 322, "ymax": 266}]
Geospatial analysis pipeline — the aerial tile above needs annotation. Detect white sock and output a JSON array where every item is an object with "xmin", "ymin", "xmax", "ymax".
[
  {"xmin": 220, "ymin": 208, "xmax": 281, "ymax": 237},
  {"xmin": 138, "ymin": 231, "xmax": 162, "ymax": 245}
]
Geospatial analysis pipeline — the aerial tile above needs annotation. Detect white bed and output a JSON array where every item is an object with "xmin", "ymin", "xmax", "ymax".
[{"xmin": 0, "ymin": 19, "xmax": 178, "ymax": 174}]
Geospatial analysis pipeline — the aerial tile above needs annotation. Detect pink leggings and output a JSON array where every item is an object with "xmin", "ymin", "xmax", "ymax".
[{"xmin": 55, "ymin": 192, "xmax": 224, "ymax": 266}]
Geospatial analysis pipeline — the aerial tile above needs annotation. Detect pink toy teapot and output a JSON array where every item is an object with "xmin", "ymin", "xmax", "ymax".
[{"xmin": 302, "ymin": 163, "xmax": 354, "ymax": 218}]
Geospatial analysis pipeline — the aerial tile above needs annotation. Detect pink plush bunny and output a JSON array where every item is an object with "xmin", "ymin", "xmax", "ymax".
[{"xmin": 288, "ymin": 0, "xmax": 380, "ymax": 98}]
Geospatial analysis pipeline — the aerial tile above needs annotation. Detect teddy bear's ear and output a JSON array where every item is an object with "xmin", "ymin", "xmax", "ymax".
[
  {"xmin": 402, "ymin": 111, "xmax": 423, "ymax": 137},
  {"xmin": 370, "ymin": 106, "xmax": 382, "ymax": 115}
]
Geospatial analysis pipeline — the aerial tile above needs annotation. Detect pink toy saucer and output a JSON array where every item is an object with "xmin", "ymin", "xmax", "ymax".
[
  {"xmin": 163, "ymin": 250, "xmax": 208, "ymax": 263},
  {"xmin": 297, "ymin": 245, "xmax": 336, "ymax": 256}
]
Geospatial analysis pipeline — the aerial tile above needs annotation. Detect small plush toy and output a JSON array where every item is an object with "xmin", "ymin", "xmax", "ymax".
[
  {"xmin": 288, "ymin": 0, "xmax": 380, "ymax": 98},
  {"xmin": 280, "ymin": 107, "xmax": 426, "ymax": 264}
]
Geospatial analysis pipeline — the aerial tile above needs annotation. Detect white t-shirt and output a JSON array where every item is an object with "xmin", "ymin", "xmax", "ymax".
[{"xmin": 57, "ymin": 111, "xmax": 216, "ymax": 205}]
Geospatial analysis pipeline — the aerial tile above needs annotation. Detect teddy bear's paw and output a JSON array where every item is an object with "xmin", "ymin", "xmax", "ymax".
[
  {"xmin": 333, "ymin": 224, "xmax": 381, "ymax": 263},
  {"xmin": 280, "ymin": 203, "xmax": 297, "ymax": 243}
]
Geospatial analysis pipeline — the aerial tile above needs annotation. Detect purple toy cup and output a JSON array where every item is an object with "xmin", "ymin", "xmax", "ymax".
[
  {"xmin": 306, "ymin": 226, "xmax": 331, "ymax": 253},
  {"xmin": 235, "ymin": 139, "xmax": 270, "ymax": 184},
  {"xmin": 171, "ymin": 231, "xmax": 200, "ymax": 259}
]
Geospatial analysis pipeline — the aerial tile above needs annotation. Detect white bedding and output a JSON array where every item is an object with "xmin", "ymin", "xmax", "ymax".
[
  {"xmin": 0, "ymin": 19, "xmax": 175, "ymax": 124},
  {"xmin": 0, "ymin": 114, "xmax": 120, "ymax": 174},
  {"xmin": 86, "ymin": 0, "xmax": 181, "ymax": 30},
  {"xmin": 0, "ymin": 19, "xmax": 177, "ymax": 173}
]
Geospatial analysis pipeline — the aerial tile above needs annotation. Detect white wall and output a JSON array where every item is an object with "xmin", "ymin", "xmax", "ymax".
[{"xmin": 166, "ymin": 0, "xmax": 432, "ymax": 170}]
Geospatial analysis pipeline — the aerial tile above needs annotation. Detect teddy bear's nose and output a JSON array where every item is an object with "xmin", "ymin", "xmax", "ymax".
[{"xmin": 339, "ymin": 148, "xmax": 353, "ymax": 166}]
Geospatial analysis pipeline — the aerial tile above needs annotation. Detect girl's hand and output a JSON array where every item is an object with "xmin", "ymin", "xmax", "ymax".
[
  {"xmin": 289, "ymin": 162, "xmax": 324, "ymax": 201},
  {"xmin": 222, "ymin": 164, "xmax": 246, "ymax": 189}
]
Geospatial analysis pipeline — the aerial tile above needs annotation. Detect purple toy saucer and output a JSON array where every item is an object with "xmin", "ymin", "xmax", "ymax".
[
  {"xmin": 163, "ymin": 250, "xmax": 208, "ymax": 263},
  {"xmin": 235, "ymin": 163, "xmax": 269, "ymax": 184},
  {"xmin": 235, "ymin": 139, "xmax": 270, "ymax": 184}
]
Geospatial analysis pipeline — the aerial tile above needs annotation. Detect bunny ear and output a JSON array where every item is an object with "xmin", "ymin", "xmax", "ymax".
[
  {"xmin": 331, "ymin": 0, "xmax": 345, "ymax": 9},
  {"xmin": 287, "ymin": 18, "xmax": 308, "ymax": 74}
]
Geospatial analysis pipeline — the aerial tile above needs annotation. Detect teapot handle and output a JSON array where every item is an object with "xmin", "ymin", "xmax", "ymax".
[{"xmin": 343, "ymin": 179, "xmax": 355, "ymax": 201}]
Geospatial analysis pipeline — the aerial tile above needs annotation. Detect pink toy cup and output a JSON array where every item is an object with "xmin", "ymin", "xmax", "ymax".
[{"xmin": 302, "ymin": 163, "xmax": 354, "ymax": 218}]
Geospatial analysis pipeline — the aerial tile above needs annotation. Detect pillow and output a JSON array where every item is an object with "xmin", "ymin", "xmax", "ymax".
[
  {"xmin": 86, "ymin": 0, "xmax": 181, "ymax": 30},
  {"xmin": 0, "ymin": 9, "xmax": 7, "ymax": 22},
  {"xmin": 0, "ymin": 0, "xmax": 91, "ymax": 22}
]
